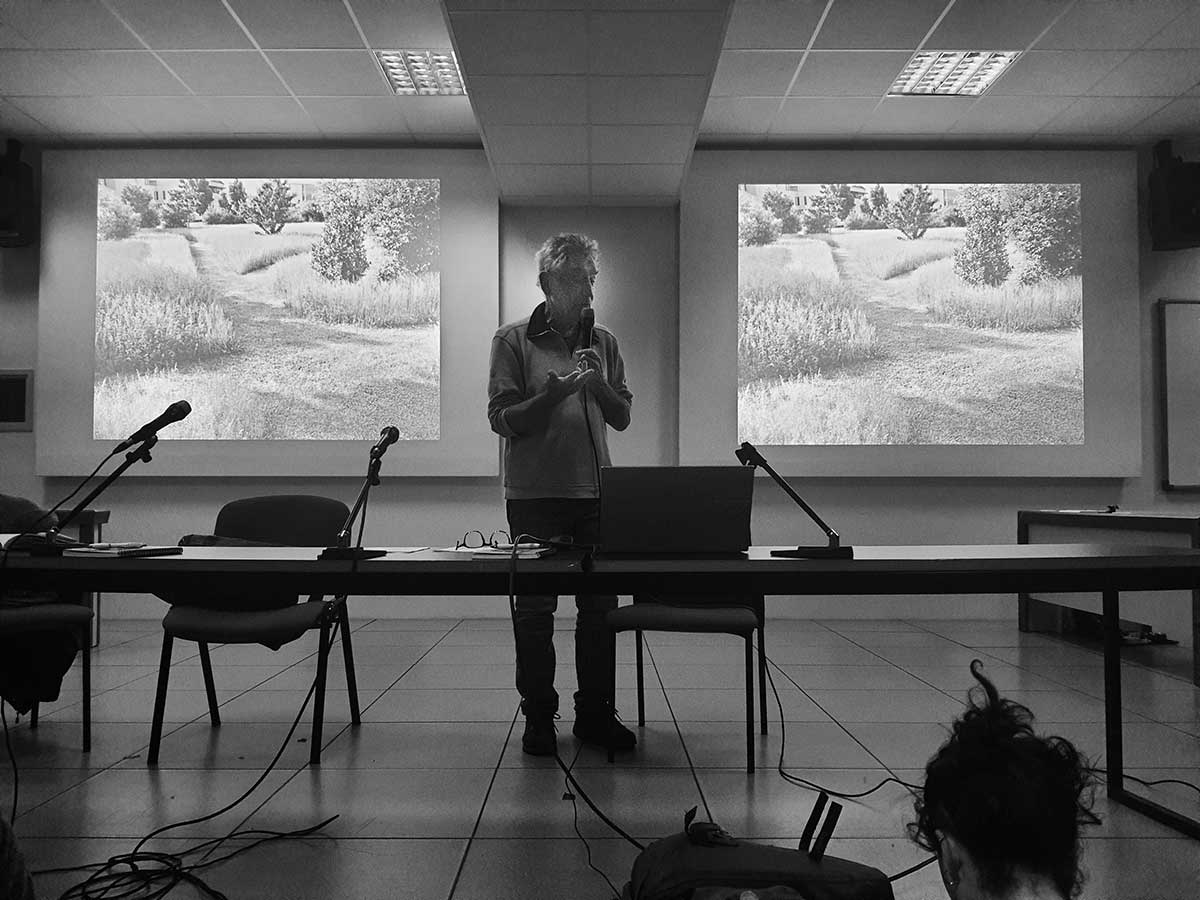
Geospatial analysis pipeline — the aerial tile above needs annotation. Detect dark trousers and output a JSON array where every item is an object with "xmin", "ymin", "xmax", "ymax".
[{"xmin": 506, "ymin": 498, "xmax": 617, "ymax": 720}]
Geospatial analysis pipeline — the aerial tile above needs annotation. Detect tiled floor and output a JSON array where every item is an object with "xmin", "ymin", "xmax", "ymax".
[{"xmin": 4, "ymin": 617, "xmax": 1199, "ymax": 899}]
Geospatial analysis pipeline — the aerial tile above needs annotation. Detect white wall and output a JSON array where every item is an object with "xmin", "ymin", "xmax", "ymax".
[{"xmin": 3, "ymin": 149, "xmax": 1198, "ymax": 627}]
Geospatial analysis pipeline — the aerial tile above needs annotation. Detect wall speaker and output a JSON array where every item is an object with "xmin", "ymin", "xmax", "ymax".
[
  {"xmin": 0, "ymin": 139, "xmax": 37, "ymax": 248},
  {"xmin": 0, "ymin": 370, "xmax": 33, "ymax": 431}
]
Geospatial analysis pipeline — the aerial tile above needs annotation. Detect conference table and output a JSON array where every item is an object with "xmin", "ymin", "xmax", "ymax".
[{"xmin": 5, "ymin": 541, "xmax": 1200, "ymax": 839}]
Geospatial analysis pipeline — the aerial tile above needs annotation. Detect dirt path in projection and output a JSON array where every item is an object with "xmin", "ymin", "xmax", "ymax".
[
  {"xmin": 822, "ymin": 242, "xmax": 1081, "ymax": 444},
  {"xmin": 186, "ymin": 240, "xmax": 439, "ymax": 440}
]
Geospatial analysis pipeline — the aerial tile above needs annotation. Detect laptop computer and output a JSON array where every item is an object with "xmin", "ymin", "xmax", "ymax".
[{"xmin": 598, "ymin": 466, "xmax": 754, "ymax": 557}]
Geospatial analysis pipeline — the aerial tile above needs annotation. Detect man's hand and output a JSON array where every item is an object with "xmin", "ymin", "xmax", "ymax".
[
  {"xmin": 574, "ymin": 348, "xmax": 602, "ymax": 372},
  {"xmin": 546, "ymin": 368, "xmax": 596, "ymax": 401}
]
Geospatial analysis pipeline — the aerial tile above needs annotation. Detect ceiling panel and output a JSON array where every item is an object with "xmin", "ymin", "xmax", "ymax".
[
  {"xmin": 711, "ymin": 51, "xmax": 802, "ymax": 96},
  {"xmin": 300, "ymin": 97, "xmax": 414, "ymax": 137},
  {"xmin": 224, "ymin": 0, "xmax": 363, "ymax": 49},
  {"xmin": 588, "ymin": 76, "xmax": 710, "ymax": 124},
  {"xmin": 394, "ymin": 96, "xmax": 481, "ymax": 135},
  {"xmin": 700, "ymin": 97, "xmax": 780, "ymax": 133},
  {"xmin": 1145, "ymin": 5, "xmax": 1200, "ymax": 49},
  {"xmin": 449, "ymin": 12, "xmax": 589, "ymax": 75},
  {"xmin": 857, "ymin": 96, "xmax": 971, "ymax": 132},
  {"xmin": 0, "ymin": 97, "xmax": 57, "ymax": 138},
  {"xmin": 203, "ymin": 97, "xmax": 319, "ymax": 133},
  {"xmin": 6, "ymin": 96, "xmax": 141, "ymax": 133},
  {"xmin": 723, "ymin": 0, "xmax": 825, "ymax": 50},
  {"xmin": 1040, "ymin": 97, "xmax": 1172, "ymax": 134},
  {"xmin": 160, "ymin": 51, "xmax": 289, "ymax": 96},
  {"xmin": 108, "ymin": 0, "xmax": 252, "ymax": 50},
  {"xmin": 103, "ymin": 96, "xmax": 236, "ymax": 135},
  {"xmin": 1086, "ymin": 50, "xmax": 1200, "ymax": 97},
  {"xmin": 1035, "ymin": 0, "xmax": 1192, "ymax": 51},
  {"xmin": 484, "ymin": 125, "xmax": 589, "ymax": 164},
  {"xmin": 590, "ymin": 125, "xmax": 695, "ymax": 164},
  {"xmin": 929, "ymin": 0, "xmax": 1072, "ymax": 49},
  {"xmin": 1129, "ymin": 97, "xmax": 1200, "ymax": 135},
  {"xmin": 813, "ymin": 0, "xmax": 949, "ymax": 51},
  {"xmin": 771, "ymin": 97, "xmax": 879, "ymax": 133},
  {"xmin": 493, "ymin": 164, "xmax": 589, "ymax": 198},
  {"xmin": 346, "ymin": 0, "xmax": 453, "ymax": 49},
  {"xmin": 987, "ymin": 50, "xmax": 1129, "ymax": 96},
  {"xmin": 466, "ymin": 77, "xmax": 589, "ymax": 125},
  {"xmin": 590, "ymin": 163, "xmax": 684, "ymax": 196},
  {"xmin": 589, "ymin": 12, "xmax": 727, "ymax": 74},
  {"xmin": 949, "ymin": 95, "xmax": 1076, "ymax": 132},
  {"xmin": 0, "ymin": 0, "xmax": 140, "ymax": 49},
  {"xmin": 0, "ymin": 23, "xmax": 32, "ymax": 48},
  {"xmin": 0, "ymin": 51, "xmax": 88, "ymax": 96},
  {"xmin": 267, "ymin": 50, "xmax": 391, "ymax": 96},
  {"xmin": 789, "ymin": 51, "xmax": 911, "ymax": 96},
  {"xmin": 44, "ymin": 51, "xmax": 188, "ymax": 96}
]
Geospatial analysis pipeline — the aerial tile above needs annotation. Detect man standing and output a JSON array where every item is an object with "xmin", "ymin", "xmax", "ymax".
[{"xmin": 487, "ymin": 233, "xmax": 635, "ymax": 756}]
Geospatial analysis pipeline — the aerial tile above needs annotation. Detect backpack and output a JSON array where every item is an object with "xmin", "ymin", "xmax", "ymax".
[{"xmin": 622, "ymin": 796, "xmax": 895, "ymax": 900}]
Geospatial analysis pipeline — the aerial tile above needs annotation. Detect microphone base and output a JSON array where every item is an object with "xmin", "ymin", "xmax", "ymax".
[
  {"xmin": 771, "ymin": 545, "xmax": 854, "ymax": 559},
  {"xmin": 318, "ymin": 547, "xmax": 387, "ymax": 561}
]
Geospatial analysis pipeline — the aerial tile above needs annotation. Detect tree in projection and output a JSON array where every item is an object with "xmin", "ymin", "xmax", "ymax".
[
  {"xmin": 182, "ymin": 178, "xmax": 215, "ymax": 216},
  {"xmin": 1003, "ymin": 183, "xmax": 1081, "ymax": 284},
  {"xmin": 120, "ymin": 184, "xmax": 159, "ymax": 228},
  {"xmin": 311, "ymin": 180, "xmax": 368, "ymax": 282},
  {"xmin": 738, "ymin": 196, "xmax": 780, "ymax": 246},
  {"xmin": 867, "ymin": 184, "xmax": 890, "ymax": 220},
  {"xmin": 954, "ymin": 185, "xmax": 1011, "ymax": 287},
  {"xmin": 97, "ymin": 185, "xmax": 138, "ymax": 239},
  {"xmin": 363, "ymin": 178, "xmax": 440, "ymax": 279},
  {"xmin": 760, "ymin": 189, "xmax": 800, "ymax": 234},
  {"xmin": 887, "ymin": 183, "xmax": 938, "ymax": 240},
  {"xmin": 239, "ymin": 178, "xmax": 295, "ymax": 236},
  {"xmin": 159, "ymin": 184, "xmax": 196, "ymax": 227}
]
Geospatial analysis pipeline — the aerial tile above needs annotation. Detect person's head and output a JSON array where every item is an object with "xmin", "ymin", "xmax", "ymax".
[
  {"xmin": 909, "ymin": 660, "xmax": 1100, "ymax": 900},
  {"xmin": 535, "ymin": 233, "xmax": 599, "ymax": 330}
]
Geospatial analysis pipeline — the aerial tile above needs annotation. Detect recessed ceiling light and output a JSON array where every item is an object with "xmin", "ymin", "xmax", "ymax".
[
  {"xmin": 888, "ymin": 51, "xmax": 1020, "ymax": 97},
  {"xmin": 376, "ymin": 50, "xmax": 466, "ymax": 96}
]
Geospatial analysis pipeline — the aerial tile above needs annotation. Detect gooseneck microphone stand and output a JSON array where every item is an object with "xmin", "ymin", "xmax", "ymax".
[
  {"xmin": 735, "ymin": 441, "xmax": 854, "ymax": 559},
  {"xmin": 31, "ymin": 437, "xmax": 159, "ymax": 557},
  {"xmin": 320, "ymin": 429, "xmax": 397, "ymax": 561}
]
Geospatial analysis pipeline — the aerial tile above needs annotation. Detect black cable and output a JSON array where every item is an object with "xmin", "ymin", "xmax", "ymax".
[
  {"xmin": 888, "ymin": 854, "xmax": 939, "ymax": 882},
  {"xmin": 33, "ymin": 617, "xmax": 343, "ymax": 899},
  {"xmin": 1, "ymin": 701, "xmax": 16, "ymax": 827},
  {"xmin": 643, "ymin": 641, "xmax": 715, "ymax": 822},
  {"xmin": 1085, "ymin": 765, "xmax": 1200, "ymax": 798},
  {"xmin": 560, "ymin": 757, "xmax": 623, "ymax": 899},
  {"xmin": 760, "ymin": 652, "xmax": 922, "ymax": 800}
]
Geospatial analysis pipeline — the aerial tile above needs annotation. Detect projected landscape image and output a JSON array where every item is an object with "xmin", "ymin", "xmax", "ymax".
[
  {"xmin": 93, "ymin": 177, "xmax": 440, "ymax": 441},
  {"xmin": 737, "ymin": 183, "xmax": 1083, "ymax": 445}
]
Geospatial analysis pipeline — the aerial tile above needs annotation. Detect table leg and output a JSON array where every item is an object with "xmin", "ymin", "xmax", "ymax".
[{"xmin": 1103, "ymin": 588, "xmax": 1200, "ymax": 840}]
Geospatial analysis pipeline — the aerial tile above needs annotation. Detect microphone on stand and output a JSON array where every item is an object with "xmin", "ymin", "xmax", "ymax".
[
  {"xmin": 114, "ymin": 400, "xmax": 191, "ymax": 452},
  {"xmin": 736, "ymin": 441, "xmax": 853, "ymax": 559},
  {"xmin": 370, "ymin": 425, "xmax": 400, "ymax": 459}
]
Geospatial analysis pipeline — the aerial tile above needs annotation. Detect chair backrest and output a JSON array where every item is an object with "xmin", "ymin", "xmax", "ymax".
[{"xmin": 214, "ymin": 495, "xmax": 349, "ymax": 547}]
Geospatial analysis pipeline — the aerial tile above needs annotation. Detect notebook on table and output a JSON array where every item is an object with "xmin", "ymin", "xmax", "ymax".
[{"xmin": 598, "ymin": 466, "xmax": 754, "ymax": 558}]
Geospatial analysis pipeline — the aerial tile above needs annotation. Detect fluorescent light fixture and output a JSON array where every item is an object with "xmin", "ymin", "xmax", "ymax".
[
  {"xmin": 889, "ymin": 51, "xmax": 1020, "ymax": 96},
  {"xmin": 376, "ymin": 50, "xmax": 466, "ymax": 96}
]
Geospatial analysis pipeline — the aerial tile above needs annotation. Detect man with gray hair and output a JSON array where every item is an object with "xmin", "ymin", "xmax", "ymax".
[{"xmin": 487, "ymin": 232, "xmax": 635, "ymax": 756}]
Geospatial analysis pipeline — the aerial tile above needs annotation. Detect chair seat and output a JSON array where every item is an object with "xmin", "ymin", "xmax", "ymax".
[
  {"xmin": 607, "ymin": 603, "xmax": 758, "ymax": 635},
  {"xmin": 164, "ymin": 601, "xmax": 331, "ymax": 646},
  {"xmin": 0, "ymin": 604, "xmax": 93, "ymax": 632}
]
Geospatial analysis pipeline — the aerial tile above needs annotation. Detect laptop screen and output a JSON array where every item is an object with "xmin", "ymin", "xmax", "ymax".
[{"xmin": 598, "ymin": 466, "xmax": 754, "ymax": 556}]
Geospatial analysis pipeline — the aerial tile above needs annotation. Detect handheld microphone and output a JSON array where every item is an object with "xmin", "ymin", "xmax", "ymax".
[
  {"xmin": 370, "ymin": 425, "xmax": 400, "ymax": 459},
  {"xmin": 114, "ymin": 400, "xmax": 191, "ymax": 452},
  {"xmin": 578, "ymin": 307, "xmax": 594, "ymax": 350}
]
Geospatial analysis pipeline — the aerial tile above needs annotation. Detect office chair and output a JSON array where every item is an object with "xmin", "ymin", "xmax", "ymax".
[
  {"xmin": 0, "ymin": 604, "xmax": 93, "ymax": 751},
  {"xmin": 147, "ymin": 494, "xmax": 359, "ymax": 767},
  {"xmin": 606, "ymin": 594, "xmax": 766, "ymax": 773}
]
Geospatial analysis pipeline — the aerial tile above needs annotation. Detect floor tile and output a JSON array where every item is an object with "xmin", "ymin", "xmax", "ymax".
[
  {"xmin": 453, "ymin": 837, "xmax": 638, "ymax": 900},
  {"xmin": 773, "ymin": 665, "xmax": 932, "ymax": 691},
  {"xmin": 118, "ymin": 721, "xmax": 334, "ymax": 770},
  {"xmin": 684, "ymin": 722, "xmax": 882, "ymax": 770},
  {"xmin": 364, "ymin": 688, "xmax": 522, "ymax": 722},
  {"xmin": 243, "ymin": 768, "xmax": 493, "ymax": 838},
  {"xmin": 14, "ymin": 767, "xmax": 292, "ymax": 838},
  {"xmin": 806, "ymin": 689, "xmax": 963, "ymax": 723},
  {"xmin": 320, "ymin": 722, "xmax": 511, "ymax": 768},
  {"xmin": 839, "ymin": 723, "xmax": 952, "ymax": 769}
]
